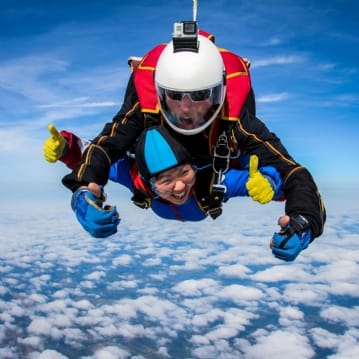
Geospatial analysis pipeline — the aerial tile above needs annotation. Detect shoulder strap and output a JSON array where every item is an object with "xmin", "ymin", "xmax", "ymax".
[
  {"xmin": 219, "ymin": 49, "xmax": 252, "ymax": 120},
  {"xmin": 133, "ymin": 44, "xmax": 166, "ymax": 114},
  {"xmin": 206, "ymin": 50, "xmax": 252, "ymax": 219}
]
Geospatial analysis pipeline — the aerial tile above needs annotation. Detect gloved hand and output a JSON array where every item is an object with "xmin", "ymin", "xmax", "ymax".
[
  {"xmin": 270, "ymin": 214, "xmax": 312, "ymax": 261},
  {"xmin": 43, "ymin": 124, "xmax": 67, "ymax": 163},
  {"xmin": 71, "ymin": 184, "xmax": 120, "ymax": 238},
  {"xmin": 246, "ymin": 155, "xmax": 274, "ymax": 204}
]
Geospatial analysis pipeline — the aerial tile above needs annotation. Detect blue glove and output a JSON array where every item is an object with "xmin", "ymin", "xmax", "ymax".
[
  {"xmin": 271, "ymin": 214, "xmax": 312, "ymax": 261},
  {"xmin": 71, "ymin": 188, "xmax": 120, "ymax": 238}
]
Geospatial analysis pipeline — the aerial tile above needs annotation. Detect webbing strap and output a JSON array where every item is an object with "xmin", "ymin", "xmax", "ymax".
[
  {"xmin": 207, "ymin": 128, "xmax": 232, "ymax": 219},
  {"xmin": 207, "ymin": 182, "xmax": 226, "ymax": 219},
  {"xmin": 131, "ymin": 188, "xmax": 151, "ymax": 209}
]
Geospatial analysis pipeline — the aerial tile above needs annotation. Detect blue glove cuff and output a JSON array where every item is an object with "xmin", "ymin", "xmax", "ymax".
[
  {"xmin": 272, "ymin": 214, "xmax": 312, "ymax": 261},
  {"xmin": 71, "ymin": 188, "xmax": 89, "ymax": 211},
  {"xmin": 263, "ymin": 175, "xmax": 275, "ymax": 191},
  {"xmin": 259, "ymin": 166, "xmax": 283, "ymax": 198},
  {"xmin": 71, "ymin": 187, "xmax": 120, "ymax": 238}
]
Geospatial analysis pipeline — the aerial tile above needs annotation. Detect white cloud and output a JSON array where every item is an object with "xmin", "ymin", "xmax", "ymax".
[
  {"xmin": 278, "ymin": 306, "xmax": 304, "ymax": 327},
  {"xmin": 172, "ymin": 278, "xmax": 220, "ymax": 297},
  {"xmin": 17, "ymin": 335, "xmax": 42, "ymax": 348},
  {"xmin": 320, "ymin": 305, "xmax": 359, "ymax": 327},
  {"xmin": 252, "ymin": 55, "xmax": 304, "ymax": 68},
  {"xmin": 217, "ymin": 263, "xmax": 252, "ymax": 278},
  {"xmin": 262, "ymin": 36, "xmax": 283, "ymax": 46},
  {"xmin": 85, "ymin": 271, "xmax": 106, "ymax": 281},
  {"xmin": 107, "ymin": 280, "xmax": 138, "ymax": 290},
  {"xmin": 315, "ymin": 260, "xmax": 359, "ymax": 282},
  {"xmin": 0, "ymin": 286, "xmax": 8, "ymax": 296},
  {"xmin": 251, "ymin": 263, "xmax": 311, "ymax": 282},
  {"xmin": 328, "ymin": 281, "xmax": 359, "ymax": 296},
  {"xmin": 91, "ymin": 346, "xmax": 130, "ymax": 359},
  {"xmin": 112, "ymin": 254, "xmax": 133, "ymax": 266},
  {"xmin": 257, "ymin": 92, "xmax": 289, "ymax": 103},
  {"xmin": 311, "ymin": 327, "xmax": 339, "ymax": 348},
  {"xmin": 334, "ymin": 332, "xmax": 359, "ymax": 359},
  {"xmin": 143, "ymin": 257, "xmax": 162, "ymax": 266},
  {"xmin": 29, "ymin": 349, "xmax": 69, "ymax": 359},
  {"xmin": 311, "ymin": 327, "xmax": 359, "ymax": 359},
  {"xmin": 37, "ymin": 97, "xmax": 117, "ymax": 109},
  {"xmin": 283, "ymin": 283, "xmax": 329, "ymax": 305},
  {"xmin": 0, "ymin": 56, "xmax": 68, "ymax": 102},
  {"xmin": 27, "ymin": 317, "xmax": 54, "ymax": 335},
  {"xmin": 241, "ymin": 329, "xmax": 315, "ymax": 359},
  {"xmin": 218, "ymin": 284, "xmax": 264, "ymax": 304}
]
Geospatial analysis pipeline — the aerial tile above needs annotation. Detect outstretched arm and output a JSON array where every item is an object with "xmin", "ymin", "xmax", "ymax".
[
  {"xmin": 62, "ymin": 73, "xmax": 147, "ymax": 192},
  {"xmin": 43, "ymin": 124, "xmax": 89, "ymax": 169},
  {"xmin": 234, "ymin": 109, "xmax": 326, "ymax": 240}
]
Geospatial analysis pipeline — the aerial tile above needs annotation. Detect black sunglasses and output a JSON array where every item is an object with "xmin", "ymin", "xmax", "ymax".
[{"xmin": 165, "ymin": 88, "xmax": 212, "ymax": 102}]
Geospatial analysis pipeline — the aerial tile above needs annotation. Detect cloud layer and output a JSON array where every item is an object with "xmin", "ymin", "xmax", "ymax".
[{"xmin": 1, "ymin": 197, "xmax": 358, "ymax": 358}]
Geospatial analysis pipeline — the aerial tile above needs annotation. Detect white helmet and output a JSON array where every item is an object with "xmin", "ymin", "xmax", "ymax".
[{"xmin": 155, "ymin": 35, "xmax": 226, "ymax": 135}]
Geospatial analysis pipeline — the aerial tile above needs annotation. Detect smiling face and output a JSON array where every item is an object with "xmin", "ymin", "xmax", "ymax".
[{"xmin": 152, "ymin": 164, "xmax": 196, "ymax": 205}]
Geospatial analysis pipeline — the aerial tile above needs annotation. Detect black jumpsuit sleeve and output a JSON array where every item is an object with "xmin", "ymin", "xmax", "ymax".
[
  {"xmin": 234, "ymin": 109, "xmax": 326, "ymax": 239},
  {"xmin": 62, "ymin": 74, "xmax": 146, "ymax": 191}
]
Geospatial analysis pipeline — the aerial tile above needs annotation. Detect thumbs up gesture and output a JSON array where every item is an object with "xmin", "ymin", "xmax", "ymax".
[
  {"xmin": 43, "ymin": 124, "xmax": 67, "ymax": 163},
  {"xmin": 246, "ymin": 155, "xmax": 274, "ymax": 204}
]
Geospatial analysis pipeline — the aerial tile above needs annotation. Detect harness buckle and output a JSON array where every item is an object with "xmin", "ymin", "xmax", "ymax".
[
  {"xmin": 212, "ymin": 183, "xmax": 227, "ymax": 195},
  {"xmin": 207, "ymin": 207, "xmax": 222, "ymax": 219},
  {"xmin": 207, "ymin": 183, "xmax": 227, "ymax": 220}
]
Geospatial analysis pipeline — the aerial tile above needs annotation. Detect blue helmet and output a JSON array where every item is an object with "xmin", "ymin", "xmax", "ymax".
[{"xmin": 136, "ymin": 126, "xmax": 192, "ymax": 181}]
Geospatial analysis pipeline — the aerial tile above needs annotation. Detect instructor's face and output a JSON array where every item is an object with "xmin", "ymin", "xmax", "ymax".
[{"xmin": 165, "ymin": 93, "xmax": 213, "ymax": 130}]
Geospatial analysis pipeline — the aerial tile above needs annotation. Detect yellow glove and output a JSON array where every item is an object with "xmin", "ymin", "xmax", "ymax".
[
  {"xmin": 43, "ymin": 124, "xmax": 66, "ymax": 163},
  {"xmin": 246, "ymin": 155, "xmax": 274, "ymax": 204}
]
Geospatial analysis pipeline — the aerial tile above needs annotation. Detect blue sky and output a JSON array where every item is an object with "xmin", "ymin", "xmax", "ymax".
[
  {"xmin": 1, "ymin": 2, "xmax": 359, "ymax": 358},
  {"xmin": 0, "ymin": 0, "xmax": 358, "ymax": 200},
  {"xmin": 0, "ymin": 0, "xmax": 359, "ymax": 200}
]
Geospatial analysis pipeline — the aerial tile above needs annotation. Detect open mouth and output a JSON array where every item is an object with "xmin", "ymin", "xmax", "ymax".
[
  {"xmin": 179, "ymin": 118, "xmax": 194, "ymax": 127},
  {"xmin": 172, "ymin": 190, "xmax": 186, "ymax": 199}
]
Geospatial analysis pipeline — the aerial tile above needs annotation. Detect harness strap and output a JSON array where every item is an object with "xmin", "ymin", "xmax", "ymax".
[
  {"xmin": 131, "ymin": 188, "xmax": 152, "ymax": 209},
  {"xmin": 207, "ymin": 183, "xmax": 226, "ymax": 219},
  {"xmin": 207, "ymin": 123, "xmax": 234, "ymax": 219}
]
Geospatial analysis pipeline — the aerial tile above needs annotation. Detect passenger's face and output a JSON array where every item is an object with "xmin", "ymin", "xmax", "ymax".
[
  {"xmin": 165, "ymin": 93, "xmax": 213, "ymax": 130},
  {"xmin": 153, "ymin": 164, "xmax": 196, "ymax": 205}
]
